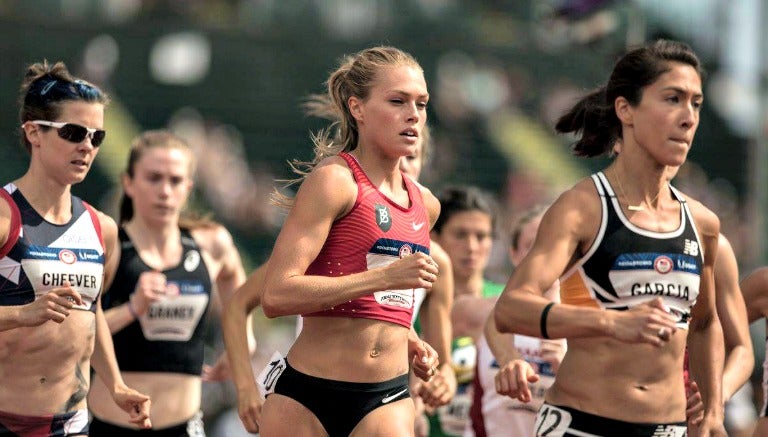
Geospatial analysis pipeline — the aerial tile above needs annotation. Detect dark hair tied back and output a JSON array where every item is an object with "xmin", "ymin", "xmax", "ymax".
[
  {"xmin": 555, "ymin": 39, "xmax": 703, "ymax": 158},
  {"xmin": 18, "ymin": 60, "xmax": 109, "ymax": 151}
]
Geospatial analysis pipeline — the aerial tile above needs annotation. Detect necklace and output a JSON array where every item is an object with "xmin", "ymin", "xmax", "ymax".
[{"xmin": 610, "ymin": 167, "xmax": 660, "ymax": 211}]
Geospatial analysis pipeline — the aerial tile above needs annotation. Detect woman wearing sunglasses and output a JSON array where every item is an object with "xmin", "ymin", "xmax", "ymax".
[{"xmin": 0, "ymin": 61, "xmax": 151, "ymax": 435}]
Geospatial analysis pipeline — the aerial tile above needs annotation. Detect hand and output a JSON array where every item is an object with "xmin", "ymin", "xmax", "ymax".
[
  {"xmin": 409, "ymin": 338, "xmax": 439, "ymax": 382},
  {"xmin": 610, "ymin": 298, "xmax": 678, "ymax": 347},
  {"xmin": 686, "ymin": 381, "xmax": 704, "ymax": 427},
  {"xmin": 202, "ymin": 353, "xmax": 231, "ymax": 382},
  {"xmin": 112, "ymin": 384, "xmax": 151, "ymax": 429},
  {"xmin": 495, "ymin": 359, "xmax": 540, "ymax": 403},
  {"xmin": 688, "ymin": 414, "xmax": 727, "ymax": 437},
  {"xmin": 236, "ymin": 387, "xmax": 263, "ymax": 433},
  {"xmin": 385, "ymin": 253, "xmax": 439, "ymax": 291},
  {"xmin": 18, "ymin": 285, "xmax": 83, "ymax": 326},
  {"xmin": 130, "ymin": 271, "xmax": 168, "ymax": 316},
  {"xmin": 416, "ymin": 364, "xmax": 457, "ymax": 408}
]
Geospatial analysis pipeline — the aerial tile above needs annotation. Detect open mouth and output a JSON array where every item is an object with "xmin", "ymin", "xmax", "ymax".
[{"xmin": 400, "ymin": 128, "xmax": 418, "ymax": 138}]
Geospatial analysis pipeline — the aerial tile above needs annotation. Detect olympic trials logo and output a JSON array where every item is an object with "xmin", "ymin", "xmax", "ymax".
[
  {"xmin": 653, "ymin": 255, "xmax": 673, "ymax": 274},
  {"xmin": 374, "ymin": 204, "xmax": 392, "ymax": 232},
  {"xmin": 399, "ymin": 244, "xmax": 413, "ymax": 258},
  {"xmin": 58, "ymin": 249, "xmax": 77, "ymax": 264}
]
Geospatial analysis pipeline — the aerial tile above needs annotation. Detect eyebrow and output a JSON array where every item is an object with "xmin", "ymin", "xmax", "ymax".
[
  {"xmin": 391, "ymin": 89, "xmax": 430, "ymax": 99},
  {"xmin": 662, "ymin": 86, "xmax": 703, "ymax": 99}
]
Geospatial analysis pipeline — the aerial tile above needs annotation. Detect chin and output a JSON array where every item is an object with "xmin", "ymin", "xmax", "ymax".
[
  {"xmin": 67, "ymin": 175, "xmax": 88, "ymax": 185},
  {"xmin": 668, "ymin": 157, "xmax": 688, "ymax": 167}
]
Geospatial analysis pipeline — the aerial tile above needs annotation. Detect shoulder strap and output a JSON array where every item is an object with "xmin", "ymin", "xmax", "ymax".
[
  {"xmin": 180, "ymin": 227, "xmax": 199, "ymax": 250},
  {"xmin": 339, "ymin": 152, "xmax": 365, "ymax": 183},
  {"xmin": 0, "ymin": 188, "xmax": 21, "ymax": 258},
  {"xmin": 402, "ymin": 173, "xmax": 425, "ymax": 205},
  {"xmin": 82, "ymin": 201, "xmax": 105, "ymax": 253}
]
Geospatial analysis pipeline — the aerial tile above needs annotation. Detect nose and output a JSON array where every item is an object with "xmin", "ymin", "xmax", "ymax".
[
  {"xmin": 76, "ymin": 137, "xmax": 96, "ymax": 151},
  {"xmin": 158, "ymin": 181, "xmax": 172, "ymax": 198},
  {"xmin": 466, "ymin": 235, "xmax": 480, "ymax": 252},
  {"xmin": 406, "ymin": 102, "xmax": 420, "ymax": 123},
  {"xmin": 680, "ymin": 101, "xmax": 698, "ymax": 130}
]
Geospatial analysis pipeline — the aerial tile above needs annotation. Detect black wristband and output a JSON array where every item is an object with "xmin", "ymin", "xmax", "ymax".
[{"xmin": 540, "ymin": 302, "xmax": 555, "ymax": 339}]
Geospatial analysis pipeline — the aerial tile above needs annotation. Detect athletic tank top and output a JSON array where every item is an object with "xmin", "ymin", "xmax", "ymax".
[
  {"xmin": 302, "ymin": 152, "xmax": 431, "ymax": 328},
  {"xmin": 0, "ymin": 183, "xmax": 104, "ymax": 312},
  {"xmin": 411, "ymin": 287, "xmax": 427, "ymax": 325},
  {"xmin": 468, "ymin": 334, "xmax": 556, "ymax": 437},
  {"xmin": 103, "ymin": 228, "xmax": 212, "ymax": 375},
  {"xmin": 559, "ymin": 172, "xmax": 703, "ymax": 329}
]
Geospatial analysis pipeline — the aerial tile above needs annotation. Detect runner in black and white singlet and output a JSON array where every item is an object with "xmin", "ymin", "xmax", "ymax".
[
  {"xmin": 0, "ymin": 60, "xmax": 150, "ymax": 436},
  {"xmin": 87, "ymin": 131, "xmax": 248, "ymax": 436},
  {"xmin": 493, "ymin": 40, "xmax": 726, "ymax": 437}
]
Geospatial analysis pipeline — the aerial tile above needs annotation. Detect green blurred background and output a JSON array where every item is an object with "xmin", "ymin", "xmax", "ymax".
[{"xmin": 1, "ymin": 1, "xmax": 766, "ymax": 434}]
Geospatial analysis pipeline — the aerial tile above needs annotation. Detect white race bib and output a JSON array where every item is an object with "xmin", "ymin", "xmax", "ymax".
[
  {"xmin": 534, "ymin": 404, "xmax": 573, "ymax": 437},
  {"xmin": 257, "ymin": 351, "xmax": 287, "ymax": 397}
]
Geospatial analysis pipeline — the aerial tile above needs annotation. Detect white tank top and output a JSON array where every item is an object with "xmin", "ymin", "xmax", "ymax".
[{"xmin": 465, "ymin": 334, "xmax": 556, "ymax": 437}]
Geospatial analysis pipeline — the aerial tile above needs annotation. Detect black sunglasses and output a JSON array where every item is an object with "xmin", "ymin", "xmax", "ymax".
[{"xmin": 28, "ymin": 120, "xmax": 106, "ymax": 147}]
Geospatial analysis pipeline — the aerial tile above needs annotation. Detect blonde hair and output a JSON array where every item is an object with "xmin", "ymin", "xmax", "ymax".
[{"xmin": 273, "ymin": 46, "xmax": 423, "ymax": 209}]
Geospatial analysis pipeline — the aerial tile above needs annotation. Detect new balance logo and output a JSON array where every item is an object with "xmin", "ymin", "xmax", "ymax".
[
  {"xmin": 652, "ymin": 425, "xmax": 686, "ymax": 437},
  {"xmin": 683, "ymin": 239, "xmax": 699, "ymax": 256}
]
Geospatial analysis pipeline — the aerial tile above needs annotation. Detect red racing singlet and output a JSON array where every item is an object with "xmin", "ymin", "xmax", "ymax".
[{"xmin": 302, "ymin": 152, "xmax": 431, "ymax": 328}]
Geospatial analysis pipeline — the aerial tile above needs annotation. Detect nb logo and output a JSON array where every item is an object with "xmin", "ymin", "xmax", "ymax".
[
  {"xmin": 652, "ymin": 425, "xmax": 686, "ymax": 437},
  {"xmin": 683, "ymin": 239, "xmax": 699, "ymax": 257}
]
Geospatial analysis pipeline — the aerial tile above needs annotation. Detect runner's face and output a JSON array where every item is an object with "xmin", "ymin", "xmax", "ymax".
[
  {"xmin": 621, "ymin": 62, "xmax": 702, "ymax": 168},
  {"xmin": 352, "ymin": 65, "xmax": 428, "ymax": 160},
  {"xmin": 509, "ymin": 215, "xmax": 542, "ymax": 267},
  {"xmin": 32, "ymin": 101, "xmax": 104, "ymax": 186},
  {"xmin": 433, "ymin": 210, "xmax": 493, "ymax": 281},
  {"xmin": 123, "ymin": 147, "xmax": 193, "ymax": 226}
]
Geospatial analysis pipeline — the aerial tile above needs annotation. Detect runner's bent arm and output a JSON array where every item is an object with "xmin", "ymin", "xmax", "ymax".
[
  {"xmin": 740, "ymin": 266, "xmax": 768, "ymax": 324},
  {"xmin": 494, "ymin": 184, "xmax": 677, "ymax": 344},
  {"xmin": 419, "ymin": 242, "xmax": 453, "ymax": 370},
  {"xmin": 686, "ymin": 202, "xmax": 725, "ymax": 431},
  {"xmin": 262, "ymin": 159, "xmax": 438, "ymax": 317},
  {"xmin": 89, "ymin": 212, "xmax": 152, "ymax": 428},
  {"xmin": 714, "ymin": 234, "xmax": 753, "ymax": 402}
]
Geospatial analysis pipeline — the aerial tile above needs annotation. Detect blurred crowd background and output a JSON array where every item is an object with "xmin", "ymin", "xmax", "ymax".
[{"xmin": 1, "ymin": 0, "xmax": 767, "ymax": 435}]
